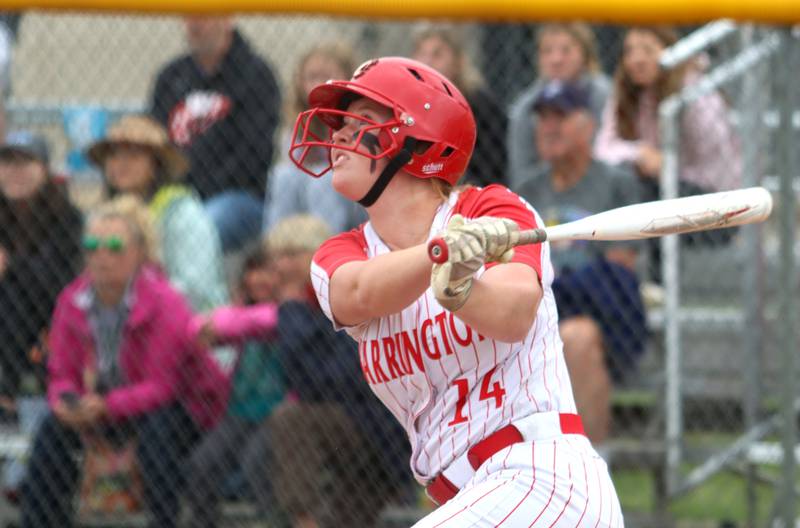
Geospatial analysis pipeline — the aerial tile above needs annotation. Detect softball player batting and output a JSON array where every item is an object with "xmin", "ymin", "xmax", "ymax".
[{"xmin": 291, "ymin": 57, "xmax": 623, "ymax": 527}]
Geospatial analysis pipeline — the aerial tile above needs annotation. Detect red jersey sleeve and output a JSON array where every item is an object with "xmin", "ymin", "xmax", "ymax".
[
  {"xmin": 453, "ymin": 184, "xmax": 543, "ymax": 280},
  {"xmin": 310, "ymin": 226, "xmax": 370, "ymax": 329},
  {"xmin": 312, "ymin": 227, "xmax": 370, "ymax": 277}
]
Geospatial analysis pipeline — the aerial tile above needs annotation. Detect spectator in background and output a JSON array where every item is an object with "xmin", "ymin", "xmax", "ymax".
[
  {"xmin": 411, "ymin": 23, "xmax": 508, "ymax": 187},
  {"xmin": 594, "ymin": 26, "xmax": 741, "ymax": 194},
  {"xmin": 0, "ymin": 131, "xmax": 82, "ymax": 402},
  {"xmin": 88, "ymin": 114, "xmax": 229, "ymax": 313},
  {"xmin": 594, "ymin": 26, "xmax": 741, "ymax": 283},
  {"xmin": 266, "ymin": 215, "xmax": 411, "ymax": 528},
  {"xmin": 19, "ymin": 195, "xmax": 230, "ymax": 528},
  {"xmin": 150, "ymin": 16, "xmax": 281, "ymax": 252},
  {"xmin": 507, "ymin": 22, "xmax": 610, "ymax": 189},
  {"xmin": 185, "ymin": 245, "xmax": 287, "ymax": 528},
  {"xmin": 265, "ymin": 42, "xmax": 365, "ymax": 234},
  {"xmin": 515, "ymin": 82, "xmax": 645, "ymax": 446}
]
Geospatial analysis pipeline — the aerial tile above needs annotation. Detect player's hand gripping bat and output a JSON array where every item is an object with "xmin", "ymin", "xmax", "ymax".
[{"xmin": 428, "ymin": 187, "xmax": 773, "ymax": 264}]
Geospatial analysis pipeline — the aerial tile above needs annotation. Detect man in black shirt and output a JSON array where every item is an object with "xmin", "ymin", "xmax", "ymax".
[{"xmin": 150, "ymin": 16, "xmax": 281, "ymax": 252}]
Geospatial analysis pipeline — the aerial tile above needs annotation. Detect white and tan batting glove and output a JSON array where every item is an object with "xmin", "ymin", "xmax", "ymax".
[
  {"xmin": 431, "ymin": 215, "xmax": 486, "ymax": 312},
  {"xmin": 448, "ymin": 214, "xmax": 521, "ymax": 263}
]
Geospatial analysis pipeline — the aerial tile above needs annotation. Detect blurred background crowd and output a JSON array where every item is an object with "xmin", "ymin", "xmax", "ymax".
[{"xmin": 0, "ymin": 12, "xmax": 790, "ymax": 528}]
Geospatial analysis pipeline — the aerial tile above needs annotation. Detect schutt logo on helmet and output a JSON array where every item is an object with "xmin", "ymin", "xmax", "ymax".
[{"xmin": 422, "ymin": 162, "xmax": 445, "ymax": 175}]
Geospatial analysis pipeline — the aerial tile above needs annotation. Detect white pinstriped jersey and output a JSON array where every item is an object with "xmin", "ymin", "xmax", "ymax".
[{"xmin": 311, "ymin": 185, "xmax": 578, "ymax": 484}]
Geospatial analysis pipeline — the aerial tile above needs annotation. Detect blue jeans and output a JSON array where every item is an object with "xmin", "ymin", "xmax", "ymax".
[
  {"xmin": 552, "ymin": 258, "xmax": 647, "ymax": 383},
  {"xmin": 205, "ymin": 191, "xmax": 264, "ymax": 252},
  {"xmin": 20, "ymin": 404, "xmax": 200, "ymax": 528}
]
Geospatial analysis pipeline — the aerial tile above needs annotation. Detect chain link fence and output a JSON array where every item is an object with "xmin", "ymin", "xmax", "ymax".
[{"xmin": 0, "ymin": 11, "xmax": 796, "ymax": 527}]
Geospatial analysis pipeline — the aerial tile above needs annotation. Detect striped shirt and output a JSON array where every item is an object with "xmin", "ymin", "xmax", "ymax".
[{"xmin": 311, "ymin": 185, "xmax": 577, "ymax": 484}]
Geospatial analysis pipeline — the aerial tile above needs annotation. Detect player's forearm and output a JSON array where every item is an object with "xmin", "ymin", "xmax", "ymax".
[
  {"xmin": 331, "ymin": 244, "xmax": 432, "ymax": 325},
  {"xmin": 455, "ymin": 264, "xmax": 541, "ymax": 343}
]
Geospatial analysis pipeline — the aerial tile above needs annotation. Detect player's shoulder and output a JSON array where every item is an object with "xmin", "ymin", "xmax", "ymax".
[
  {"xmin": 453, "ymin": 184, "xmax": 533, "ymax": 218},
  {"xmin": 312, "ymin": 223, "xmax": 370, "ymax": 276}
]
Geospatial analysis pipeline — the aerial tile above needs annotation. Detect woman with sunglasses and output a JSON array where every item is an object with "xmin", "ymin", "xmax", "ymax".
[
  {"xmin": 88, "ymin": 115, "xmax": 228, "ymax": 313},
  {"xmin": 292, "ymin": 57, "xmax": 621, "ymax": 526},
  {"xmin": 19, "ymin": 195, "xmax": 229, "ymax": 528}
]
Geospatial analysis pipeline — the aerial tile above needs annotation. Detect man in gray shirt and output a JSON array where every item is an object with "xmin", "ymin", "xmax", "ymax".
[{"xmin": 515, "ymin": 81, "xmax": 646, "ymax": 448}]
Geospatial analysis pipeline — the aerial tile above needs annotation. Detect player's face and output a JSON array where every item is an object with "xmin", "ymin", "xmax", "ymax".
[
  {"xmin": 622, "ymin": 30, "xmax": 664, "ymax": 88},
  {"xmin": 413, "ymin": 36, "xmax": 459, "ymax": 82},
  {"xmin": 330, "ymin": 98, "xmax": 392, "ymax": 202},
  {"xmin": 538, "ymin": 31, "xmax": 585, "ymax": 82}
]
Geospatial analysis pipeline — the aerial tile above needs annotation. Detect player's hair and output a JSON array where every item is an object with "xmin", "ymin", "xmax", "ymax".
[
  {"xmin": 287, "ymin": 42, "xmax": 357, "ymax": 125},
  {"xmin": 85, "ymin": 193, "xmax": 159, "ymax": 264},
  {"xmin": 267, "ymin": 214, "xmax": 332, "ymax": 255},
  {"xmin": 613, "ymin": 26, "xmax": 683, "ymax": 140},
  {"xmin": 536, "ymin": 22, "xmax": 602, "ymax": 75},
  {"xmin": 410, "ymin": 22, "xmax": 485, "ymax": 94},
  {"xmin": 431, "ymin": 178, "xmax": 453, "ymax": 201},
  {"xmin": 430, "ymin": 179, "xmax": 477, "ymax": 203}
]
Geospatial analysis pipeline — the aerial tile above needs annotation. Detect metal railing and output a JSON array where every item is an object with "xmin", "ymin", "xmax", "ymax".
[{"xmin": 658, "ymin": 22, "xmax": 799, "ymax": 526}]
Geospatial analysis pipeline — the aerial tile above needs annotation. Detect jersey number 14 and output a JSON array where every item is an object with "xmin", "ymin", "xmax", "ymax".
[{"xmin": 448, "ymin": 367, "xmax": 507, "ymax": 426}]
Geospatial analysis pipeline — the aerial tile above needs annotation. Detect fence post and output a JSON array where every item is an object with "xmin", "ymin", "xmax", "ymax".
[
  {"xmin": 659, "ymin": 95, "xmax": 682, "ymax": 497},
  {"xmin": 738, "ymin": 23, "xmax": 765, "ymax": 528},
  {"xmin": 776, "ymin": 26, "xmax": 798, "ymax": 528}
]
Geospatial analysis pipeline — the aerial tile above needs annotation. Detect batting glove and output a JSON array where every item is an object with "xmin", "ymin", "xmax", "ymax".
[
  {"xmin": 431, "ymin": 215, "xmax": 487, "ymax": 311},
  {"xmin": 451, "ymin": 215, "xmax": 521, "ymax": 263}
]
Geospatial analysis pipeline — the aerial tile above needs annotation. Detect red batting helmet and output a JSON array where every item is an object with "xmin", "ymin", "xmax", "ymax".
[{"xmin": 289, "ymin": 56, "xmax": 476, "ymax": 187}]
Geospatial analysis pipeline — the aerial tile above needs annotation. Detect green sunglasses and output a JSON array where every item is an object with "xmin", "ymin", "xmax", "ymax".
[{"xmin": 82, "ymin": 235, "xmax": 125, "ymax": 253}]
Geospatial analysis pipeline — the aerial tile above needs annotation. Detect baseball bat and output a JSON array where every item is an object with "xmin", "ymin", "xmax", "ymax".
[{"xmin": 428, "ymin": 186, "xmax": 773, "ymax": 264}]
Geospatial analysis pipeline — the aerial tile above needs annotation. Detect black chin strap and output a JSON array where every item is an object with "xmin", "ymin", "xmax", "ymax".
[{"xmin": 358, "ymin": 137, "xmax": 417, "ymax": 207}]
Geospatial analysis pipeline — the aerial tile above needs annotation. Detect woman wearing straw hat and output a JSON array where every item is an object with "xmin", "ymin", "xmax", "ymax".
[{"xmin": 88, "ymin": 115, "xmax": 229, "ymax": 313}]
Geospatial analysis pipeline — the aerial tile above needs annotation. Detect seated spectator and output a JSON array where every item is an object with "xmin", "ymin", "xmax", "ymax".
[
  {"xmin": 411, "ymin": 23, "xmax": 508, "ymax": 187},
  {"xmin": 514, "ymin": 81, "xmax": 645, "ymax": 446},
  {"xmin": 594, "ymin": 26, "xmax": 741, "ymax": 282},
  {"xmin": 19, "ymin": 195, "xmax": 229, "ymax": 528},
  {"xmin": 593, "ymin": 26, "xmax": 742, "ymax": 194},
  {"xmin": 507, "ymin": 22, "xmax": 611, "ymax": 189},
  {"xmin": 266, "ymin": 215, "xmax": 411, "ymax": 528},
  {"xmin": 150, "ymin": 16, "xmax": 281, "ymax": 252},
  {"xmin": 0, "ymin": 131, "xmax": 82, "ymax": 402},
  {"xmin": 87, "ymin": 114, "xmax": 229, "ymax": 313},
  {"xmin": 185, "ymin": 245, "xmax": 287, "ymax": 528},
  {"xmin": 265, "ymin": 42, "xmax": 365, "ymax": 234}
]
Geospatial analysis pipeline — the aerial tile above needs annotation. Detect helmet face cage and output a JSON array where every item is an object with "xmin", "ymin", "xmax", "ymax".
[
  {"xmin": 289, "ymin": 58, "xmax": 476, "ymax": 185},
  {"xmin": 289, "ymin": 106, "xmax": 403, "ymax": 179}
]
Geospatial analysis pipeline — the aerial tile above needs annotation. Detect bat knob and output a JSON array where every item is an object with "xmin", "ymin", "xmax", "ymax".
[{"xmin": 427, "ymin": 238, "xmax": 449, "ymax": 264}]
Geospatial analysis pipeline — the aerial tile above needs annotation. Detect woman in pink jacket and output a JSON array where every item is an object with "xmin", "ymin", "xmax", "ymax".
[{"xmin": 19, "ymin": 195, "xmax": 229, "ymax": 528}]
